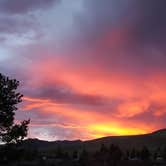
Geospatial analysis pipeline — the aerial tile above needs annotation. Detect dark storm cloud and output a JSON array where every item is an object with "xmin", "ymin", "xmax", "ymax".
[
  {"xmin": 135, "ymin": 0, "xmax": 166, "ymax": 40},
  {"xmin": 72, "ymin": 0, "xmax": 166, "ymax": 72},
  {"xmin": 74, "ymin": 0, "xmax": 133, "ymax": 46},
  {"xmin": 124, "ymin": 0, "xmax": 166, "ymax": 68},
  {"xmin": 131, "ymin": 0, "xmax": 166, "ymax": 46},
  {"xmin": 80, "ymin": 0, "xmax": 166, "ymax": 46},
  {"xmin": 0, "ymin": 0, "xmax": 58, "ymax": 14}
]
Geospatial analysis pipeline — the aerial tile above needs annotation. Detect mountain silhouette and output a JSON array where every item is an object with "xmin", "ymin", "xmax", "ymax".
[{"xmin": 22, "ymin": 129, "xmax": 166, "ymax": 152}]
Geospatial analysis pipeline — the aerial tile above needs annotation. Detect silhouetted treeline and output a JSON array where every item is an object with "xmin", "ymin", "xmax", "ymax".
[{"xmin": 1, "ymin": 143, "xmax": 166, "ymax": 166}]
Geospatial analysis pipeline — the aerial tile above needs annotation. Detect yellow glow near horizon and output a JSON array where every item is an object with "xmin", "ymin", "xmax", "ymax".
[{"xmin": 88, "ymin": 124, "xmax": 148, "ymax": 138}]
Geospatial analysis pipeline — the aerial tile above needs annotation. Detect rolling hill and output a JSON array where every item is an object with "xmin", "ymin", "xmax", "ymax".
[{"xmin": 22, "ymin": 129, "xmax": 166, "ymax": 152}]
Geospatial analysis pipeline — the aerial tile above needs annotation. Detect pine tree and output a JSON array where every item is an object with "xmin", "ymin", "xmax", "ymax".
[
  {"xmin": 140, "ymin": 146, "xmax": 150, "ymax": 160},
  {"xmin": 0, "ymin": 73, "xmax": 30, "ymax": 144}
]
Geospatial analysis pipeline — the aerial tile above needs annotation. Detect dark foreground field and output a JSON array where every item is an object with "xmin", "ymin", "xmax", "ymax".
[
  {"xmin": 1, "ymin": 129, "xmax": 166, "ymax": 166},
  {"xmin": 1, "ymin": 157, "xmax": 166, "ymax": 166}
]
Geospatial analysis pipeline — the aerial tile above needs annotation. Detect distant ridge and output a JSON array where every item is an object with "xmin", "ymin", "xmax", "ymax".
[
  {"xmin": 151, "ymin": 128, "xmax": 166, "ymax": 136},
  {"xmin": 21, "ymin": 129, "xmax": 166, "ymax": 152}
]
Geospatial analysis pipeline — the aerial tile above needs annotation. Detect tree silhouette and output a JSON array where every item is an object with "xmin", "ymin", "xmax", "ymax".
[
  {"xmin": 125, "ymin": 150, "xmax": 130, "ymax": 160},
  {"xmin": 79, "ymin": 149, "xmax": 89, "ymax": 166},
  {"xmin": 0, "ymin": 73, "xmax": 30, "ymax": 144},
  {"xmin": 153, "ymin": 147, "xmax": 161, "ymax": 160},
  {"xmin": 108, "ymin": 144, "xmax": 122, "ymax": 166},
  {"xmin": 140, "ymin": 146, "xmax": 150, "ymax": 160},
  {"xmin": 72, "ymin": 150, "xmax": 78, "ymax": 160},
  {"xmin": 55, "ymin": 146, "xmax": 64, "ymax": 158},
  {"xmin": 162, "ymin": 146, "xmax": 166, "ymax": 160},
  {"xmin": 130, "ymin": 148, "xmax": 137, "ymax": 159},
  {"xmin": 98, "ymin": 144, "xmax": 108, "ymax": 166}
]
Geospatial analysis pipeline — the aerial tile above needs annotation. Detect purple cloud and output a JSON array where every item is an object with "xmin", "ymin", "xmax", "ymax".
[
  {"xmin": 23, "ymin": 83, "xmax": 106, "ymax": 106},
  {"xmin": 0, "ymin": 0, "xmax": 58, "ymax": 14},
  {"xmin": 0, "ymin": 15, "xmax": 37, "ymax": 34}
]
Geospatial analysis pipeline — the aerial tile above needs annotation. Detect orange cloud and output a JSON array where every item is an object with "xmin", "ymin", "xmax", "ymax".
[
  {"xmin": 19, "ymin": 57, "xmax": 166, "ymax": 140},
  {"xmin": 21, "ymin": 95, "xmax": 157, "ymax": 140},
  {"xmin": 117, "ymin": 100, "xmax": 150, "ymax": 118}
]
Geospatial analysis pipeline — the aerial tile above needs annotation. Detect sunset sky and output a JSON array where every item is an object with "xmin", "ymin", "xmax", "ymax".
[{"xmin": 0, "ymin": 0, "xmax": 166, "ymax": 141}]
